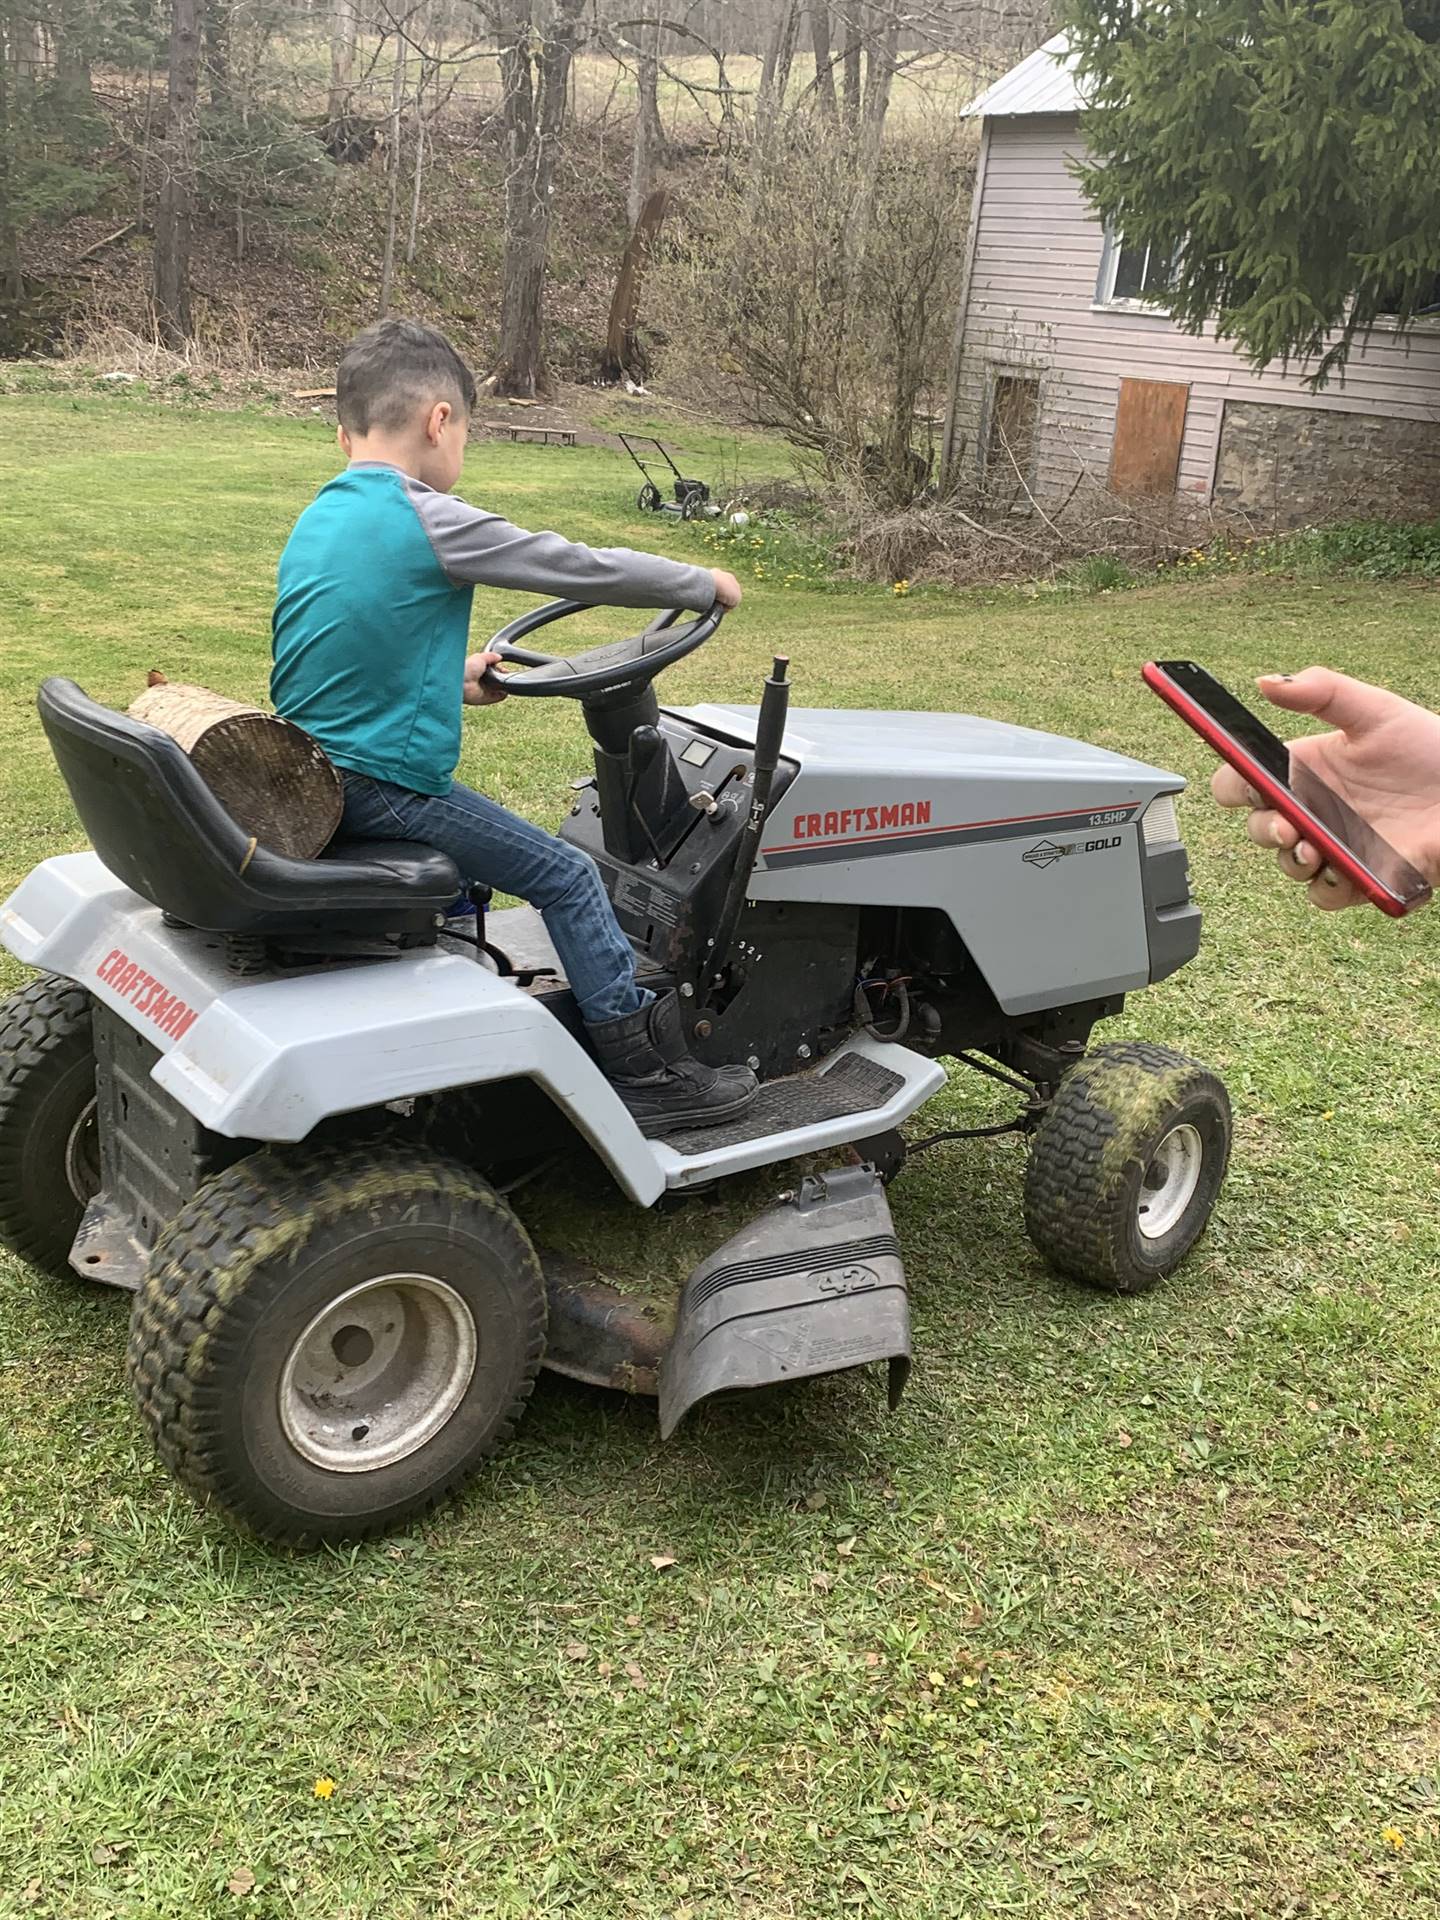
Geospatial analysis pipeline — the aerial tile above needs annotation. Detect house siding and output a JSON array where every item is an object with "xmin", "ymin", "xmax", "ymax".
[{"xmin": 953, "ymin": 114, "xmax": 1440, "ymax": 518}]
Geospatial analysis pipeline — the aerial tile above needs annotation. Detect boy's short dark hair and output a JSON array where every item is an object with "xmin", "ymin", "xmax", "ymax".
[{"xmin": 336, "ymin": 318, "xmax": 477, "ymax": 435}]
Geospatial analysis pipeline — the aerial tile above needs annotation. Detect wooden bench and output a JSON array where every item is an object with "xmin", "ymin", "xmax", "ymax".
[{"xmin": 500, "ymin": 424, "xmax": 579, "ymax": 447}]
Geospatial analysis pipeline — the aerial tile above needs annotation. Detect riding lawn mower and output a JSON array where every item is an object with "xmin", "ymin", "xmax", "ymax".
[{"xmin": 0, "ymin": 600, "xmax": 1231, "ymax": 1543}]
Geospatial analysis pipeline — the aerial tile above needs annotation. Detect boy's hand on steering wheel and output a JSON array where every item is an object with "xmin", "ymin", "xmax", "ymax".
[
  {"xmin": 463, "ymin": 650, "xmax": 508, "ymax": 707},
  {"xmin": 710, "ymin": 569, "xmax": 743, "ymax": 610},
  {"xmin": 1211, "ymin": 667, "xmax": 1440, "ymax": 911}
]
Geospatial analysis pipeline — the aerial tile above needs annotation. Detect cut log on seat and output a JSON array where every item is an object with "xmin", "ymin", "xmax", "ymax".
[{"xmin": 129, "ymin": 677, "xmax": 343, "ymax": 861}]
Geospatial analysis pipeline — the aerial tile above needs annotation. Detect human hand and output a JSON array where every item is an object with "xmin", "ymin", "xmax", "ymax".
[
  {"xmin": 1211, "ymin": 667, "xmax": 1440, "ymax": 910},
  {"xmin": 463, "ymin": 651, "xmax": 508, "ymax": 707},
  {"xmin": 710, "ymin": 569, "xmax": 743, "ymax": 610}
]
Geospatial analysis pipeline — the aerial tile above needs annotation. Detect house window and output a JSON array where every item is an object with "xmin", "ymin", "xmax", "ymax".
[
  {"xmin": 1097, "ymin": 227, "xmax": 1174, "ymax": 308},
  {"xmin": 1376, "ymin": 269, "xmax": 1440, "ymax": 322},
  {"xmin": 984, "ymin": 372, "xmax": 1041, "ymax": 489}
]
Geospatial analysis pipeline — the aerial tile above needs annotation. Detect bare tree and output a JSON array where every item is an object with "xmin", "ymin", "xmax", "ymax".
[
  {"xmin": 809, "ymin": 3, "xmax": 838, "ymax": 118},
  {"xmin": 839, "ymin": 3, "xmax": 863, "ymax": 122},
  {"xmin": 153, "ymin": 0, "xmax": 203, "ymax": 347},
  {"xmin": 753, "ymin": 0, "xmax": 801, "ymax": 158},
  {"xmin": 625, "ymin": 1, "xmax": 663, "ymax": 228},
  {"xmin": 378, "ymin": 26, "xmax": 408, "ymax": 313},
  {"xmin": 327, "ymin": 0, "xmax": 358, "ymax": 127},
  {"xmin": 492, "ymin": 0, "xmax": 590, "ymax": 398}
]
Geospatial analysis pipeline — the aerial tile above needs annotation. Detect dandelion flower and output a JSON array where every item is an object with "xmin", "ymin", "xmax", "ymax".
[
  {"xmin": 313, "ymin": 1777, "xmax": 337, "ymax": 1800},
  {"xmin": 1381, "ymin": 1827, "xmax": 1405, "ymax": 1852}
]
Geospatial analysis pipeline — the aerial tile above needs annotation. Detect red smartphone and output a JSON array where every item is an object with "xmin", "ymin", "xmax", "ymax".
[{"xmin": 1142, "ymin": 659, "xmax": 1433, "ymax": 918}]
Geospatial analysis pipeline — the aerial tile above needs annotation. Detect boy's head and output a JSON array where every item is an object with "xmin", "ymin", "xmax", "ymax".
[{"xmin": 335, "ymin": 318, "xmax": 476, "ymax": 491}]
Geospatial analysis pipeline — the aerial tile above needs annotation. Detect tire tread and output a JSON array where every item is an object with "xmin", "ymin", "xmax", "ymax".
[
  {"xmin": 1023, "ymin": 1040, "xmax": 1229, "ymax": 1294},
  {"xmin": 127, "ymin": 1142, "xmax": 546, "ymax": 1544},
  {"xmin": 0, "ymin": 973, "xmax": 95, "ymax": 1276}
]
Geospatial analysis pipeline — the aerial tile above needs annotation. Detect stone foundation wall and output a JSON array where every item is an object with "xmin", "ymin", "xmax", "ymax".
[{"xmin": 1213, "ymin": 400, "xmax": 1440, "ymax": 528}]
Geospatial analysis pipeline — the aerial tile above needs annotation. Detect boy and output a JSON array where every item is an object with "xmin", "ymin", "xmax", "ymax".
[{"xmin": 271, "ymin": 318, "xmax": 756, "ymax": 1134}]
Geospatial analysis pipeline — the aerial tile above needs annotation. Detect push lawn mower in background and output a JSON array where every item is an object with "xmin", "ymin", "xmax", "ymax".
[
  {"xmin": 621, "ymin": 433, "xmax": 717, "ymax": 520},
  {"xmin": 0, "ymin": 602, "xmax": 1232, "ymax": 1545}
]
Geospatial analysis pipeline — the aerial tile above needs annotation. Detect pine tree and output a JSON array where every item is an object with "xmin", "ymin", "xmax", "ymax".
[{"xmin": 1061, "ymin": 0, "xmax": 1440, "ymax": 382}]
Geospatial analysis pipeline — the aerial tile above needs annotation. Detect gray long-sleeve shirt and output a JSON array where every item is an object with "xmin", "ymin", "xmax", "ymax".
[{"xmin": 271, "ymin": 460, "xmax": 714, "ymax": 795}]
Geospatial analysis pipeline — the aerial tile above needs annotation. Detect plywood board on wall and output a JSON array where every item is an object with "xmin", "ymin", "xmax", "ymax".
[{"xmin": 1110, "ymin": 378, "xmax": 1190, "ymax": 495}]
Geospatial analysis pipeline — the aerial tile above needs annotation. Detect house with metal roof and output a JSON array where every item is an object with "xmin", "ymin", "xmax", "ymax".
[{"xmin": 943, "ymin": 33, "xmax": 1440, "ymax": 526}]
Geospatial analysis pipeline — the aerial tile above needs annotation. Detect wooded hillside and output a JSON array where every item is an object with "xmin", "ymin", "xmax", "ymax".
[{"xmin": 1, "ymin": 3, "xmax": 1052, "ymax": 496}]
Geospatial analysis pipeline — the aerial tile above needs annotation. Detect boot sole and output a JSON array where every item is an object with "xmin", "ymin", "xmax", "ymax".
[{"xmin": 630, "ymin": 1081, "xmax": 761, "ymax": 1141}]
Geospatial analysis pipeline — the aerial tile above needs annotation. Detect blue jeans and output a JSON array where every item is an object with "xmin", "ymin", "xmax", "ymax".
[{"xmin": 340, "ymin": 771, "xmax": 647, "ymax": 1025}]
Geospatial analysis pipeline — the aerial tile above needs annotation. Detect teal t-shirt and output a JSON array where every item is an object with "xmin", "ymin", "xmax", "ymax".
[
  {"xmin": 272, "ymin": 464, "xmax": 471, "ymax": 797},
  {"xmin": 270, "ymin": 461, "xmax": 714, "ymax": 798}
]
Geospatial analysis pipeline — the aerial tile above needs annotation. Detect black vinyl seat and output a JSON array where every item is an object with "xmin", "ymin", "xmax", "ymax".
[{"xmin": 38, "ymin": 678, "xmax": 460, "ymax": 939}]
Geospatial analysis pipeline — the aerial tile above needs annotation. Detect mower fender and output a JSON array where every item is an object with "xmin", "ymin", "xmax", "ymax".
[
  {"xmin": 1, "ymin": 853, "xmax": 665, "ymax": 1206},
  {"xmin": 658, "ymin": 1163, "xmax": 910, "ymax": 1438}
]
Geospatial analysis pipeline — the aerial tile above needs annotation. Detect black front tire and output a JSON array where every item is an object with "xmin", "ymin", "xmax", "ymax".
[
  {"xmin": 1023, "ymin": 1041, "xmax": 1231, "ymax": 1294},
  {"xmin": 0, "ymin": 973, "xmax": 99, "ymax": 1278},
  {"xmin": 127, "ymin": 1143, "xmax": 547, "ymax": 1544}
]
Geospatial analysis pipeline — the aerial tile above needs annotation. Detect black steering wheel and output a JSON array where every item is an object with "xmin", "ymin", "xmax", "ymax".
[{"xmin": 484, "ymin": 599, "xmax": 724, "ymax": 700}]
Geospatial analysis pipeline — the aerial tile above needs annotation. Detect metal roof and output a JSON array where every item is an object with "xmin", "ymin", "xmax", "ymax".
[{"xmin": 963, "ymin": 32, "xmax": 1086, "ymax": 120}]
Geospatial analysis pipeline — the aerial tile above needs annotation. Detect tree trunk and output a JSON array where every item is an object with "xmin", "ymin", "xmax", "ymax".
[
  {"xmin": 0, "ymin": 36, "xmax": 23, "ymax": 308},
  {"xmin": 810, "ymin": 2, "xmax": 837, "ymax": 118},
  {"xmin": 600, "ymin": 185, "xmax": 668, "ymax": 384},
  {"xmin": 137, "ymin": 58, "xmax": 157, "ymax": 228},
  {"xmin": 860, "ymin": 7, "xmax": 897, "ymax": 147},
  {"xmin": 378, "ymin": 33, "xmax": 407, "ymax": 314},
  {"xmin": 844, "ymin": 4, "xmax": 897, "ymax": 266},
  {"xmin": 152, "ymin": 0, "xmax": 203, "ymax": 349},
  {"xmin": 405, "ymin": 84, "xmax": 427, "ymax": 266},
  {"xmin": 204, "ymin": 0, "xmax": 231, "ymax": 112},
  {"xmin": 626, "ymin": 3, "xmax": 663, "ymax": 229},
  {"xmin": 493, "ymin": 0, "xmax": 588, "ymax": 400},
  {"xmin": 839, "ymin": 4, "xmax": 863, "ymax": 125},
  {"xmin": 129, "ymin": 679, "xmax": 343, "ymax": 861},
  {"xmin": 327, "ymin": 0, "xmax": 357, "ymax": 125},
  {"xmin": 753, "ymin": 0, "xmax": 800, "ymax": 158}
]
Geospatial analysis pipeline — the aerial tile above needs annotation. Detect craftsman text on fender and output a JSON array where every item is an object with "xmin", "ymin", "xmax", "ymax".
[{"xmin": 94, "ymin": 948, "xmax": 199, "ymax": 1040}]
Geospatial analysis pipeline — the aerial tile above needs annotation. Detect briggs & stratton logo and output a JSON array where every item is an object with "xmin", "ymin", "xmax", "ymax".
[
  {"xmin": 1022, "ymin": 839, "xmax": 1075, "ymax": 869},
  {"xmin": 1023, "ymin": 832, "xmax": 1124, "ymax": 870}
]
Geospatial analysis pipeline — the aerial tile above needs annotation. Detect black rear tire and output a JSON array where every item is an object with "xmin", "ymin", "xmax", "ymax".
[
  {"xmin": 1023, "ymin": 1041, "xmax": 1231, "ymax": 1294},
  {"xmin": 0, "ymin": 973, "xmax": 99, "ymax": 1278},
  {"xmin": 127, "ymin": 1143, "xmax": 547, "ymax": 1544}
]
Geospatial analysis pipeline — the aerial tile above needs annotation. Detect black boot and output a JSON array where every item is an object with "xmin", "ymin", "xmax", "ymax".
[{"xmin": 588, "ymin": 991, "xmax": 759, "ymax": 1138}]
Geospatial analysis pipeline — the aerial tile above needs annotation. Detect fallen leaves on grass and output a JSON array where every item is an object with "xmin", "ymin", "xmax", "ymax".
[
  {"xmin": 227, "ymin": 1866, "xmax": 256, "ymax": 1895},
  {"xmin": 649, "ymin": 1553, "xmax": 677, "ymax": 1572}
]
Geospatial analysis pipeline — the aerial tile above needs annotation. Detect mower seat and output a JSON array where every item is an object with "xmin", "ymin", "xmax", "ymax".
[{"xmin": 37, "ymin": 678, "xmax": 460, "ymax": 939}]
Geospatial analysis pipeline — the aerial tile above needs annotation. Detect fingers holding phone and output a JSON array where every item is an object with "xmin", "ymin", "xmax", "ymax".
[
  {"xmin": 1144, "ymin": 659, "xmax": 1434, "ymax": 918},
  {"xmin": 1210, "ymin": 756, "xmax": 1361, "ymax": 908}
]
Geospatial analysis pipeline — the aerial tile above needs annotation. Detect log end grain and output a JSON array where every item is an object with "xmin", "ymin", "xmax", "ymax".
[{"xmin": 129, "ymin": 682, "xmax": 343, "ymax": 861}]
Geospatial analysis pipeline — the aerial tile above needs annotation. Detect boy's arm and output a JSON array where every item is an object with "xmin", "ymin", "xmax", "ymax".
[{"xmin": 404, "ymin": 479, "xmax": 716, "ymax": 611}]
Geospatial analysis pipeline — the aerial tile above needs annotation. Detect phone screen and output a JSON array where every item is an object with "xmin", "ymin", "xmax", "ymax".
[{"xmin": 1152, "ymin": 661, "xmax": 1432, "ymax": 911}]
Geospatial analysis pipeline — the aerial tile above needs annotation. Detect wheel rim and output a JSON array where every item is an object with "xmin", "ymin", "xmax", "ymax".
[
  {"xmin": 1136, "ymin": 1122, "xmax": 1204, "ymax": 1241},
  {"xmin": 278, "ymin": 1274, "xmax": 477, "ymax": 1473},
  {"xmin": 65, "ymin": 1097, "xmax": 100, "ymax": 1206}
]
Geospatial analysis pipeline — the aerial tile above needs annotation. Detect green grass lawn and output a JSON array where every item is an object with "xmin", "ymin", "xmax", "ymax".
[{"xmin": 2, "ymin": 390, "xmax": 1439, "ymax": 1919}]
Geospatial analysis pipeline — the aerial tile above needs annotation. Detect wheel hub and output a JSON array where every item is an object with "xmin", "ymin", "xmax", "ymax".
[
  {"xmin": 1136, "ymin": 1122, "xmax": 1203, "ymax": 1240},
  {"xmin": 278, "ymin": 1274, "xmax": 477, "ymax": 1473},
  {"xmin": 65, "ymin": 1097, "xmax": 100, "ymax": 1206}
]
